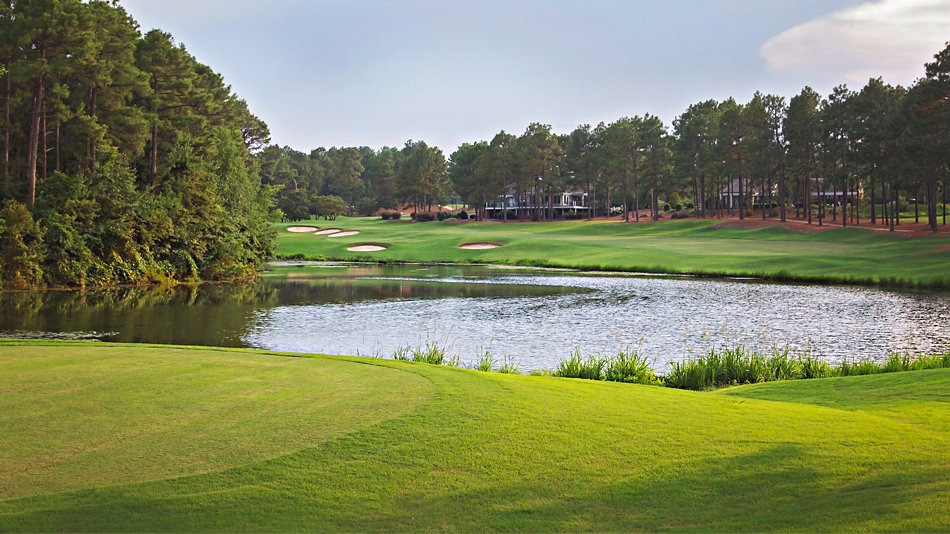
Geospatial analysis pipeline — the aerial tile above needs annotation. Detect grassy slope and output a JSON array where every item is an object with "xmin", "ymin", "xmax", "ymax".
[
  {"xmin": 274, "ymin": 218, "xmax": 950, "ymax": 285},
  {"xmin": 2, "ymin": 342, "xmax": 949, "ymax": 532}
]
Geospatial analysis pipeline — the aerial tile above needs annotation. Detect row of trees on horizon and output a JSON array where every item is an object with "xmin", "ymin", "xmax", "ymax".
[{"xmin": 265, "ymin": 41, "xmax": 950, "ymax": 232}]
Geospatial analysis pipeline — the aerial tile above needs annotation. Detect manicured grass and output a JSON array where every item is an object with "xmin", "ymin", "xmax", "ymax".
[
  {"xmin": 273, "ymin": 218, "xmax": 950, "ymax": 287},
  {"xmin": 2, "ymin": 341, "xmax": 949, "ymax": 532}
]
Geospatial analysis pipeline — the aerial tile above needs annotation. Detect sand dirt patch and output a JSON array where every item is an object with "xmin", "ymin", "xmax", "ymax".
[
  {"xmin": 287, "ymin": 226, "xmax": 319, "ymax": 233},
  {"xmin": 328, "ymin": 231, "xmax": 360, "ymax": 238},
  {"xmin": 347, "ymin": 245, "xmax": 387, "ymax": 252},
  {"xmin": 314, "ymin": 229, "xmax": 342, "ymax": 235},
  {"xmin": 460, "ymin": 242, "xmax": 502, "ymax": 250}
]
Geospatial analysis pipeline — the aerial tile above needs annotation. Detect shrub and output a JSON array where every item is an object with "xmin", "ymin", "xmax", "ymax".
[
  {"xmin": 390, "ymin": 211, "xmax": 402, "ymax": 220},
  {"xmin": 675, "ymin": 204, "xmax": 683, "ymax": 211},
  {"xmin": 670, "ymin": 210, "xmax": 690, "ymax": 220},
  {"xmin": 356, "ymin": 197, "xmax": 379, "ymax": 217},
  {"xmin": 458, "ymin": 211, "xmax": 469, "ymax": 220},
  {"xmin": 437, "ymin": 211, "xmax": 449, "ymax": 221},
  {"xmin": 0, "ymin": 201, "xmax": 44, "ymax": 290},
  {"xmin": 413, "ymin": 212, "xmax": 437, "ymax": 222},
  {"xmin": 663, "ymin": 203, "xmax": 671, "ymax": 212}
]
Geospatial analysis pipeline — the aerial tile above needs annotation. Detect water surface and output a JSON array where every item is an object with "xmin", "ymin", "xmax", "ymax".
[{"xmin": 3, "ymin": 263, "xmax": 948, "ymax": 371}]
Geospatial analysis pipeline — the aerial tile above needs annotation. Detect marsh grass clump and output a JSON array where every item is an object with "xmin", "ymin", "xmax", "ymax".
[
  {"xmin": 473, "ymin": 351, "xmax": 496, "ymax": 372},
  {"xmin": 392, "ymin": 346, "xmax": 412, "ymax": 361},
  {"xmin": 554, "ymin": 348, "xmax": 660, "ymax": 385},
  {"xmin": 603, "ymin": 349, "xmax": 660, "ymax": 385},
  {"xmin": 391, "ymin": 342, "xmax": 459, "ymax": 366},
  {"xmin": 554, "ymin": 349, "xmax": 606, "ymax": 380},
  {"xmin": 497, "ymin": 355, "xmax": 520, "ymax": 374}
]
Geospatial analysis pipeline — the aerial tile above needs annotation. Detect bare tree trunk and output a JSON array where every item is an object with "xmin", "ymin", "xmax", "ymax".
[
  {"xmin": 700, "ymin": 174, "xmax": 706, "ymax": 219},
  {"xmin": 870, "ymin": 177, "xmax": 876, "ymax": 224},
  {"xmin": 778, "ymin": 167, "xmax": 786, "ymax": 222},
  {"xmin": 622, "ymin": 175, "xmax": 629, "ymax": 222},
  {"xmin": 889, "ymin": 185, "xmax": 896, "ymax": 232},
  {"xmin": 41, "ymin": 106, "xmax": 48, "ymax": 182},
  {"xmin": 930, "ymin": 174, "xmax": 938, "ymax": 233},
  {"xmin": 27, "ymin": 75, "xmax": 45, "ymax": 207},
  {"xmin": 3, "ymin": 59, "xmax": 8, "ymax": 195},
  {"xmin": 634, "ymin": 176, "xmax": 640, "ymax": 222},
  {"xmin": 90, "ymin": 88, "xmax": 98, "ymax": 173},
  {"xmin": 896, "ymin": 187, "xmax": 901, "ymax": 226},
  {"xmin": 738, "ymin": 167, "xmax": 745, "ymax": 220},
  {"xmin": 915, "ymin": 186, "xmax": 919, "ymax": 224},
  {"xmin": 842, "ymin": 180, "xmax": 847, "ymax": 228},
  {"xmin": 149, "ymin": 123, "xmax": 159, "ymax": 187},
  {"xmin": 55, "ymin": 124, "xmax": 60, "ymax": 173}
]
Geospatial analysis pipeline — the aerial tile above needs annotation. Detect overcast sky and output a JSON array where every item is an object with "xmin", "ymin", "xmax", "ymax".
[{"xmin": 120, "ymin": 0, "xmax": 950, "ymax": 153}]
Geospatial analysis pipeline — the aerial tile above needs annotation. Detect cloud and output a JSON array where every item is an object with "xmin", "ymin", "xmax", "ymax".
[{"xmin": 760, "ymin": 0, "xmax": 950, "ymax": 84}]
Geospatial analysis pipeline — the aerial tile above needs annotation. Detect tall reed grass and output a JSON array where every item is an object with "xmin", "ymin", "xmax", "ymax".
[
  {"xmin": 553, "ymin": 348, "xmax": 660, "ymax": 385},
  {"xmin": 662, "ymin": 346, "xmax": 950, "ymax": 391}
]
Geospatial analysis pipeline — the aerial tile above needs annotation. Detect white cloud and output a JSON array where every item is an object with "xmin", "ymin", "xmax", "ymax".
[{"xmin": 760, "ymin": 0, "xmax": 950, "ymax": 84}]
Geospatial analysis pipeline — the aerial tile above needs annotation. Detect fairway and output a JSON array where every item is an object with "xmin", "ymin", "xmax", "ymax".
[
  {"xmin": 275, "ymin": 217, "xmax": 950, "ymax": 287},
  {"xmin": 2, "ymin": 342, "xmax": 949, "ymax": 532}
]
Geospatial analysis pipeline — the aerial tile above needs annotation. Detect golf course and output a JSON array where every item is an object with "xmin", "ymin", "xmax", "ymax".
[
  {"xmin": 2, "ymin": 341, "xmax": 949, "ymax": 532},
  {"xmin": 274, "ymin": 217, "xmax": 950, "ymax": 288}
]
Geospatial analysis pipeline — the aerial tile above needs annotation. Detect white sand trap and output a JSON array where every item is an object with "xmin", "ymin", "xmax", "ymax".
[
  {"xmin": 314, "ymin": 229, "xmax": 342, "ymax": 235},
  {"xmin": 287, "ymin": 226, "xmax": 319, "ymax": 233},
  {"xmin": 460, "ymin": 242, "xmax": 502, "ymax": 250},
  {"xmin": 328, "ymin": 231, "xmax": 360, "ymax": 238},
  {"xmin": 348, "ymin": 245, "xmax": 387, "ymax": 252}
]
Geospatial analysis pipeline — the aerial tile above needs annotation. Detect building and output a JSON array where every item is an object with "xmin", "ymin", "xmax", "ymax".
[{"xmin": 484, "ymin": 188, "xmax": 590, "ymax": 218}]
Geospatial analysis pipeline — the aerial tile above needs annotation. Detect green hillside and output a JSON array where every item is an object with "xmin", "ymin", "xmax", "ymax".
[{"xmin": 1, "ymin": 342, "xmax": 948, "ymax": 532}]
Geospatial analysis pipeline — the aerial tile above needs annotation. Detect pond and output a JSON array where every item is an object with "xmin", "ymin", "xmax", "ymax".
[{"xmin": 2, "ymin": 263, "xmax": 949, "ymax": 372}]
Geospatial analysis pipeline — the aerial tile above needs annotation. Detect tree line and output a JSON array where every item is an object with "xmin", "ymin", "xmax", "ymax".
[
  {"xmin": 270, "ymin": 41, "xmax": 950, "ymax": 231},
  {"xmin": 0, "ymin": 0, "xmax": 277, "ymax": 289},
  {"xmin": 260, "ymin": 140, "xmax": 451, "ymax": 220},
  {"xmin": 446, "ymin": 43, "xmax": 950, "ymax": 231}
]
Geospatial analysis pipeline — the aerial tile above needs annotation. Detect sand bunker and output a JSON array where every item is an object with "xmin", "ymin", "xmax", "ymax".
[
  {"xmin": 328, "ymin": 231, "xmax": 360, "ymax": 238},
  {"xmin": 314, "ymin": 229, "xmax": 342, "ymax": 235},
  {"xmin": 347, "ymin": 245, "xmax": 387, "ymax": 252},
  {"xmin": 287, "ymin": 226, "xmax": 319, "ymax": 233},
  {"xmin": 459, "ymin": 242, "xmax": 502, "ymax": 250}
]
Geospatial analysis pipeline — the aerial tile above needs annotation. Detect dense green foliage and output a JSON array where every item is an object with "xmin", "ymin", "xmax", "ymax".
[
  {"xmin": 260, "ymin": 41, "xmax": 950, "ymax": 232},
  {"xmin": 0, "ymin": 0, "xmax": 277, "ymax": 289},
  {"xmin": 274, "ymin": 217, "xmax": 950, "ymax": 288},
  {"xmin": 441, "ymin": 43, "xmax": 950, "ymax": 229},
  {"xmin": 2, "ymin": 342, "xmax": 950, "ymax": 531},
  {"xmin": 262, "ymin": 141, "xmax": 450, "ymax": 221}
]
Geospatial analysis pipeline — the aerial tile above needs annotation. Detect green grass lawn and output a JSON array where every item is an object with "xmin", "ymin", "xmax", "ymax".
[
  {"xmin": 274, "ymin": 218, "xmax": 950, "ymax": 287},
  {"xmin": 2, "ymin": 341, "xmax": 949, "ymax": 532}
]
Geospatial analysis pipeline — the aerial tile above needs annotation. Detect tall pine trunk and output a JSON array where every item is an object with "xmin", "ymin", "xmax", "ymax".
[
  {"xmin": 930, "ymin": 174, "xmax": 938, "ymax": 233},
  {"xmin": 27, "ymin": 74, "xmax": 45, "ymax": 207},
  {"xmin": 90, "ymin": 88, "xmax": 98, "ymax": 173},
  {"xmin": 41, "ymin": 107, "xmax": 47, "ymax": 182},
  {"xmin": 2, "ymin": 58, "xmax": 8, "ymax": 196},
  {"xmin": 149, "ymin": 123, "xmax": 158, "ymax": 186}
]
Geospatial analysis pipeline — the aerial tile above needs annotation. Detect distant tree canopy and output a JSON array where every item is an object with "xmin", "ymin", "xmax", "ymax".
[
  {"xmin": 0, "ymin": 0, "xmax": 277, "ymax": 289},
  {"xmin": 437, "ymin": 42, "xmax": 950, "ymax": 230}
]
